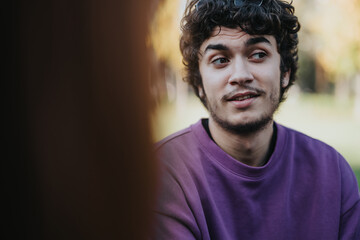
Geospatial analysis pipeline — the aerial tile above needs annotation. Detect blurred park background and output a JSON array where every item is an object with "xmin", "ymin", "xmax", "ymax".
[{"xmin": 148, "ymin": 0, "xmax": 360, "ymax": 185}]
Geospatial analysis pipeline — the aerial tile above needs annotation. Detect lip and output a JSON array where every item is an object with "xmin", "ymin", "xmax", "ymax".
[{"xmin": 226, "ymin": 91, "xmax": 260, "ymax": 109}]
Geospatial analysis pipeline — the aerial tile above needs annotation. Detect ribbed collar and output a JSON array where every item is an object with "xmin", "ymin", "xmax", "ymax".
[{"xmin": 191, "ymin": 119, "xmax": 288, "ymax": 179}]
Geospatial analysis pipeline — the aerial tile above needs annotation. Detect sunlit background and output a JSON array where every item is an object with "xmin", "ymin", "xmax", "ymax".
[{"xmin": 149, "ymin": 0, "xmax": 360, "ymax": 182}]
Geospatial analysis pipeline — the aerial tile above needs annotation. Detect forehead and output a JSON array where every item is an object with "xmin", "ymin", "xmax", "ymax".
[
  {"xmin": 200, "ymin": 26, "xmax": 276, "ymax": 51},
  {"xmin": 209, "ymin": 26, "xmax": 247, "ymax": 40}
]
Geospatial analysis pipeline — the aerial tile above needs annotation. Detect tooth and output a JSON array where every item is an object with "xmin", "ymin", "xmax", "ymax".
[{"xmin": 235, "ymin": 95, "xmax": 253, "ymax": 101}]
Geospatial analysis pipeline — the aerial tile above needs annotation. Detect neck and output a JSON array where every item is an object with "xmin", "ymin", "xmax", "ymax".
[{"xmin": 208, "ymin": 118, "xmax": 275, "ymax": 167}]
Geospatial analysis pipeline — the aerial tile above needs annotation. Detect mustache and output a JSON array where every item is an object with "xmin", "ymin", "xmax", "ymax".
[{"xmin": 222, "ymin": 86, "xmax": 266, "ymax": 101}]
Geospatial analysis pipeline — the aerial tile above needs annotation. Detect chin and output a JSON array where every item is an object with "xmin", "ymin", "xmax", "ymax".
[{"xmin": 212, "ymin": 113, "xmax": 273, "ymax": 135}]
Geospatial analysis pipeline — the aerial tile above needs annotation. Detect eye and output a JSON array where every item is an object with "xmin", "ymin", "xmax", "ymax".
[
  {"xmin": 211, "ymin": 57, "xmax": 229, "ymax": 65},
  {"xmin": 250, "ymin": 51, "xmax": 267, "ymax": 61}
]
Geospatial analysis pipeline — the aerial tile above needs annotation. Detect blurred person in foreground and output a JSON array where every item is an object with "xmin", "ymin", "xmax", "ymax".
[
  {"xmin": 153, "ymin": 0, "xmax": 360, "ymax": 239},
  {"xmin": 4, "ymin": 0, "xmax": 158, "ymax": 239}
]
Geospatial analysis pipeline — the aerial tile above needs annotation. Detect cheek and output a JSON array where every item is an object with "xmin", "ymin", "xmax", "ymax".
[
  {"xmin": 201, "ymin": 71, "xmax": 226, "ymax": 94},
  {"xmin": 257, "ymin": 65, "xmax": 282, "ymax": 88}
]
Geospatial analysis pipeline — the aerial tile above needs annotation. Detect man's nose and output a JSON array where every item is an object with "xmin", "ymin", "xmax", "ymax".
[{"xmin": 228, "ymin": 57, "xmax": 254, "ymax": 85}]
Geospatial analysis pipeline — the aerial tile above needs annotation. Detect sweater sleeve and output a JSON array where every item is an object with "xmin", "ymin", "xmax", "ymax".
[
  {"xmin": 152, "ymin": 165, "xmax": 200, "ymax": 240},
  {"xmin": 338, "ymin": 154, "xmax": 360, "ymax": 239}
]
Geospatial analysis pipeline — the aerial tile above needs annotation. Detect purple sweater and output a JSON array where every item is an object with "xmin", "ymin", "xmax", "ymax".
[{"xmin": 154, "ymin": 120, "xmax": 360, "ymax": 239}]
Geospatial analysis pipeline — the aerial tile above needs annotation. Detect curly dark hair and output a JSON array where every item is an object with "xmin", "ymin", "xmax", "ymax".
[{"xmin": 180, "ymin": 0, "xmax": 300, "ymax": 106}]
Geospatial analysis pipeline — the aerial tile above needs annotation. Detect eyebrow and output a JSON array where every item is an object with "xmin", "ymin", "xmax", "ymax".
[
  {"xmin": 245, "ymin": 37, "xmax": 271, "ymax": 47},
  {"xmin": 204, "ymin": 44, "xmax": 229, "ymax": 53},
  {"xmin": 203, "ymin": 36, "xmax": 271, "ymax": 54}
]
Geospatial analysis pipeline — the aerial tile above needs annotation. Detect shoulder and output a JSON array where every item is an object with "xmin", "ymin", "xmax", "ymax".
[
  {"xmin": 277, "ymin": 123, "xmax": 340, "ymax": 157},
  {"xmin": 278, "ymin": 122, "xmax": 358, "ymax": 175},
  {"xmin": 153, "ymin": 123, "xmax": 205, "ymax": 239},
  {"xmin": 275, "ymin": 123, "xmax": 349, "ymax": 177},
  {"xmin": 154, "ymin": 126, "xmax": 197, "ymax": 163},
  {"xmin": 155, "ymin": 120, "xmax": 206, "ymax": 154},
  {"xmin": 155, "ymin": 127, "xmax": 193, "ymax": 151},
  {"xmin": 154, "ymin": 120, "xmax": 215, "ymax": 180},
  {"xmin": 278, "ymin": 124, "xmax": 360, "ymax": 224},
  {"xmin": 277, "ymin": 123, "xmax": 359, "ymax": 194},
  {"xmin": 154, "ymin": 120, "xmax": 204, "ymax": 167}
]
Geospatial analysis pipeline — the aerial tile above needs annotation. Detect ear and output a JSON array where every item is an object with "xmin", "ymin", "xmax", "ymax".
[
  {"xmin": 198, "ymin": 86, "xmax": 204, "ymax": 98},
  {"xmin": 281, "ymin": 70, "xmax": 291, "ymax": 88}
]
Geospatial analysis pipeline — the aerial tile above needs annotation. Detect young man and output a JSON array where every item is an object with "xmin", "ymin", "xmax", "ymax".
[{"xmin": 154, "ymin": 0, "xmax": 360, "ymax": 239}]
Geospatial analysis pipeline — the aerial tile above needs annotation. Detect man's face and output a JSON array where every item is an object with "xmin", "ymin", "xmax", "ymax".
[{"xmin": 198, "ymin": 27, "xmax": 290, "ymax": 133}]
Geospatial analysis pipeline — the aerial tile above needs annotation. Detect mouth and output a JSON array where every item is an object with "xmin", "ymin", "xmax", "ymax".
[
  {"xmin": 224, "ymin": 91, "xmax": 261, "ymax": 109},
  {"xmin": 226, "ymin": 92, "xmax": 261, "ymax": 102}
]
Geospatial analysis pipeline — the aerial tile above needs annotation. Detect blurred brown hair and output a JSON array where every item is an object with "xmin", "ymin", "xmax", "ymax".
[{"xmin": 3, "ymin": 0, "xmax": 159, "ymax": 239}]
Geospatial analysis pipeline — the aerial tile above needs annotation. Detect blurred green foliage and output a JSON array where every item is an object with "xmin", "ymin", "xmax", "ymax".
[{"xmin": 354, "ymin": 168, "xmax": 360, "ymax": 189}]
